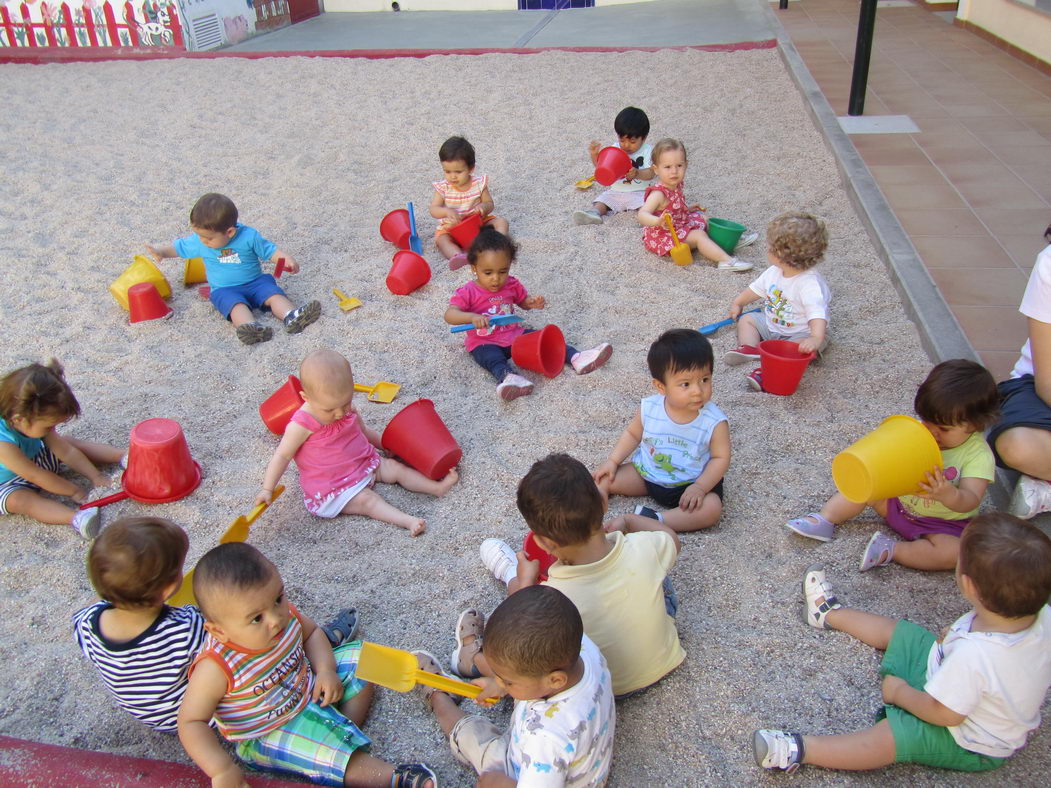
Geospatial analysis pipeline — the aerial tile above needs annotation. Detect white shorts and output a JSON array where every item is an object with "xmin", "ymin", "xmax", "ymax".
[
  {"xmin": 448, "ymin": 714, "xmax": 510, "ymax": 776},
  {"xmin": 594, "ymin": 189, "xmax": 646, "ymax": 213},
  {"xmin": 309, "ymin": 473, "xmax": 376, "ymax": 518}
]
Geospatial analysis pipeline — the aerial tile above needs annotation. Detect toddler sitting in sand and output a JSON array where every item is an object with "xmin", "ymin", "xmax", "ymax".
[
  {"xmin": 444, "ymin": 227, "xmax": 612, "ymax": 401},
  {"xmin": 724, "ymin": 211, "xmax": 831, "ymax": 392},
  {"xmin": 146, "ymin": 192, "xmax": 320, "ymax": 345},
  {"xmin": 430, "ymin": 135, "xmax": 509, "ymax": 270},
  {"xmin": 257, "ymin": 349, "xmax": 458, "ymax": 536},
  {"xmin": 785, "ymin": 360, "xmax": 999, "ymax": 572},
  {"xmin": 572, "ymin": 106, "xmax": 654, "ymax": 225},
  {"xmin": 594, "ymin": 329, "xmax": 729, "ymax": 531},
  {"xmin": 0, "ymin": 359, "xmax": 124, "ymax": 539},
  {"xmin": 755, "ymin": 513, "xmax": 1051, "ymax": 775},
  {"xmin": 178, "ymin": 542, "xmax": 437, "ymax": 787}
]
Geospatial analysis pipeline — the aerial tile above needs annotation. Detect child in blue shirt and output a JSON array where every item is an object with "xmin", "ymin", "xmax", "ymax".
[{"xmin": 147, "ymin": 193, "xmax": 321, "ymax": 345}]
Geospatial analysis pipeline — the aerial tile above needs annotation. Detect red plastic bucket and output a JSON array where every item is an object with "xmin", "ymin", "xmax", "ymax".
[
  {"xmin": 379, "ymin": 208, "xmax": 412, "ymax": 250},
  {"xmin": 758, "ymin": 340, "xmax": 816, "ymax": 396},
  {"xmin": 381, "ymin": 399, "xmax": 462, "ymax": 481},
  {"xmin": 594, "ymin": 146, "xmax": 632, "ymax": 186},
  {"xmin": 447, "ymin": 212, "xmax": 482, "ymax": 249},
  {"xmin": 127, "ymin": 282, "xmax": 172, "ymax": 323},
  {"xmin": 122, "ymin": 418, "xmax": 202, "ymax": 504},
  {"xmin": 386, "ymin": 250, "xmax": 431, "ymax": 295},
  {"xmin": 523, "ymin": 531, "xmax": 556, "ymax": 581},
  {"xmin": 511, "ymin": 325, "xmax": 566, "ymax": 378},
  {"xmin": 259, "ymin": 375, "xmax": 304, "ymax": 435}
]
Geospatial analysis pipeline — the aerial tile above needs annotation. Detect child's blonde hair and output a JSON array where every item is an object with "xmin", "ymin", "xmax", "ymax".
[
  {"xmin": 767, "ymin": 212, "xmax": 828, "ymax": 271},
  {"xmin": 650, "ymin": 138, "xmax": 686, "ymax": 168},
  {"xmin": 0, "ymin": 359, "xmax": 80, "ymax": 423}
]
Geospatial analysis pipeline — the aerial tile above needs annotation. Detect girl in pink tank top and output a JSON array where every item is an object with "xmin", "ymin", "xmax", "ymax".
[{"xmin": 257, "ymin": 350, "xmax": 459, "ymax": 537}]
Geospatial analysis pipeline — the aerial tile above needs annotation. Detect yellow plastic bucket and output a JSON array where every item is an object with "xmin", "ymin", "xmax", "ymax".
[
  {"xmin": 110, "ymin": 255, "xmax": 171, "ymax": 311},
  {"xmin": 183, "ymin": 257, "xmax": 207, "ymax": 285},
  {"xmin": 831, "ymin": 415, "xmax": 941, "ymax": 503}
]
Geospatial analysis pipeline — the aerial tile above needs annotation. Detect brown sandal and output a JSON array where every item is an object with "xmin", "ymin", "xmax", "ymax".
[{"xmin": 450, "ymin": 608, "xmax": 484, "ymax": 679}]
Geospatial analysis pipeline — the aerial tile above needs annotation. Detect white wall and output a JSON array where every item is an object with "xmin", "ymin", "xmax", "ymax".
[
  {"xmin": 958, "ymin": 0, "xmax": 1051, "ymax": 65},
  {"xmin": 325, "ymin": 0, "xmax": 651, "ymax": 11}
]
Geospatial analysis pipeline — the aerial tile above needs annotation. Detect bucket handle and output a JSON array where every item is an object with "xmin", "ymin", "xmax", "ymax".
[{"xmin": 79, "ymin": 490, "xmax": 130, "ymax": 510}]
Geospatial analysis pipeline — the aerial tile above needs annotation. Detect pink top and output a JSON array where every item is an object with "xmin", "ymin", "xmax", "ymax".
[
  {"xmin": 449, "ymin": 277, "xmax": 528, "ymax": 352},
  {"xmin": 290, "ymin": 407, "xmax": 380, "ymax": 504}
]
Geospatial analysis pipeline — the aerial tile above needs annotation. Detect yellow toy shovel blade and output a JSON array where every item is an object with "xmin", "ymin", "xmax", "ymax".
[
  {"xmin": 332, "ymin": 288, "xmax": 362, "ymax": 312},
  {"xmin": 356, "ymin": 641, "xmax": 482, "ymax": 699},
  {"xmin": 354, "ymin": 381, "xmax": 400, "ymax": 404},
  {"xmin": 664, "ymin": 214, "xmax": 693, "ymax": 266},
  {"xmin": 574, "ymin": 176, "xmax": 595, "ymax": 190}
]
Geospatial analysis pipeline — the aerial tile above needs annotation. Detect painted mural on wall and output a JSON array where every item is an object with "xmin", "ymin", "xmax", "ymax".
[{"xmin": 175, "ymin": 0, "xmax": 288, "ymax": 50}]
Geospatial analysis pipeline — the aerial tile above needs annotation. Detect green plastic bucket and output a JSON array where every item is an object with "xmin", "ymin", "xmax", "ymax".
[{"xmin": 707, "ymin": 217, "xmax": 746, "ymax": 254}]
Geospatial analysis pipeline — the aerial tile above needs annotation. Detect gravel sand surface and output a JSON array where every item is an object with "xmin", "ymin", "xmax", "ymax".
[{"xmin": 0, "ymin": 49, "xmax": 1046, "ymax": 785}]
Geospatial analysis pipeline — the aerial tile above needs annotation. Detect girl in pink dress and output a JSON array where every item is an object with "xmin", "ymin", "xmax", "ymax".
[
  {"xmin": 638, "ymin": 138, "xmax": 753, "ymax": 272},
  {"xmin": 257, "ymin": 350, "xmax": 458, "ymax": 536}
]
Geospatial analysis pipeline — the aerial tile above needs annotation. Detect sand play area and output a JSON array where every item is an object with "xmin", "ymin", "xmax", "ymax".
[{"xmin": 0, "ymin": 48, "xmax": 1047, "ymax": 786}]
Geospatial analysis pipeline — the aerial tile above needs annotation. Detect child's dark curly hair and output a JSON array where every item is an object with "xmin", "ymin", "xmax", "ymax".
[
  {"xmin": 467, "ymin": 226, "xmax": 517, "ymax": 266},
  {"xmin": 0, "ymin": 359, "xmax": 80, "ymax": 423},
  {"xmin": 914, "ymin": 359, "xmax": 999, "ymax": 430}
]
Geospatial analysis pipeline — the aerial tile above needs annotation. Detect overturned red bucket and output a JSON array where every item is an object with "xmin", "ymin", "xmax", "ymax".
[
  {"xmin": 511, "ymin": 325, "xmax": 566, "ymax": 378},
  {"xmin": 380, "ymin": 208, "xmax": 412, "ymax": 250},
  {"xmin": 127, "ymin": 282, "xmax": 172, "ymax": 323},
  {"xmin": 386, "ymin": 250, "xmax": 431, "ymax": 296},
  {"xmin": 260, "ymin": 375, "xmax": 304, "ymax": 435},
  {"xmin": 381, "ymin": 399, "xmax": 461, "ymax": 481}
]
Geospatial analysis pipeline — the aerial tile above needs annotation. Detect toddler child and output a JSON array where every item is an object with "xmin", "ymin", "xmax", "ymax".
[
  {"xmin": 475, "ymin": 453, "xmax": 685, "ymax": 698},
  {"xmin": 724, "ymin": 211, "xmax": 831, "ymax": 392},
  {"xmin": 146, "ymin": 192, "xmax": 321, "ymax": 345},
  {"xmin": 430, "ymin": 136, "xmax": 509, "ymax": 270},
  {"xmin": 414, "ymin": 585, "xmax": 615, "ymax": 787},
  {"xmin": 444, "ymin": 228, "xmax": 612, "ymax": 401},
  {"xmin": 638, "ymin": 138, "xmax": 754, "ymax": 272},
  {"xmin": 572, "ymin": 106, "xmax": 655, "ymax": 225},
  {"xmin": 754, "ymin": 512, "xmax": 1051, "ymax": 775},
  {"xmin": 178, "ymin": 542, "xmax": 437, "ymax": 788},
  {"xmin": 785, "ymin": 359, "xmax": 999, "ymax": 572},
  {"xmin": 0, "ymin": 359, "xmax": 124, "ymax": 539},
  {"xmin": 593, "ymin": 329, "xmax": 729, "ymax": 532},
  {"xmin": 257, "ymin": 349, "xmax": 458, "ymax": 537},
  {"xmin": 73, "ymin": 516, "xmax": 206, "ymax": 732}
]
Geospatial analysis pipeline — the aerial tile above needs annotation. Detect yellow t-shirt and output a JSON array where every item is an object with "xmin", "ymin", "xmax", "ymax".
[
  {"xmin": 543, "ymin": 530, "xmax": 685, "ymax": 695},
  {"xmin": 898, "ymin": 431, "xmax": 995, "ymax": 521}
]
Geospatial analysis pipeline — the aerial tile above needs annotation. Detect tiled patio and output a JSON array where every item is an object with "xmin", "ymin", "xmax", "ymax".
[{"xmin": 776, "ymin": 0, "xmax": 1051, "ymax": 378}]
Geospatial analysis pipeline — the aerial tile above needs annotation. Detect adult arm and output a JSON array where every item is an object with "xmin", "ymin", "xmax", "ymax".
[{"xmin": 1029, "ymin": 316, "xmax": 1051, "ymax": 406}]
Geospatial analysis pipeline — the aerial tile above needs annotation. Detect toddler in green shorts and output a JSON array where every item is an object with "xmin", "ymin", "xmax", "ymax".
[
  {"xmin": 751, "ymin": 512, "xmax": 1051, "ymax": 774},
  {"xmin": 177, "ymin": 543, "xmax": 436, "ymax": 788}
]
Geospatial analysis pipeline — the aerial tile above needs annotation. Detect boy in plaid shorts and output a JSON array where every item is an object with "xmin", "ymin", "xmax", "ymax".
[{"xmin": 178, "ymin": 542, "xmax": 435, "ymax": 788}]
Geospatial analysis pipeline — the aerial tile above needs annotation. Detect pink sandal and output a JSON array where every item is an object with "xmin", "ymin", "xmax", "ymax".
[{"xmin": 450, "ymin": 608, "xmax": 484, "ymax": 679}]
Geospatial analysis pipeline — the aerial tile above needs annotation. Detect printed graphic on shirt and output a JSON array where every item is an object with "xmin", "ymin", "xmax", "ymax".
[
  {"xmin": 475, "ymin": 297, "xmax": 515, "ymax": 338},
  {"xmin": 218, "ymin": 248, "xmax": 242, "ymax": 265},
  {"xmin": 255, "ymin": 650, "xmax": 308, "ymax": 722},
  {"xmin": 765, "ymin": 285, "xmax": 795, "ymax": 329}
]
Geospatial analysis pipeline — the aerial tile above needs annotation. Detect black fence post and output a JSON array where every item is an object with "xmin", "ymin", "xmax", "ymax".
[
  {"xmin": 779, "ymin": 0, "xmax": 788, "ymax": 9},
  {"xmin": 848, "ymin": 0, "xmax": 879, "ymax": 116}
]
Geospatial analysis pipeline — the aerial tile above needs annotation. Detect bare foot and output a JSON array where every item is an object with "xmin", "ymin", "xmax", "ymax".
[
  {"xmin": 403, "ymin": 518, "xmax": 426, "ymax": 537},
  {"xmin": 435, "ymin": 468, "xmax": 459, "ymax": 496}
]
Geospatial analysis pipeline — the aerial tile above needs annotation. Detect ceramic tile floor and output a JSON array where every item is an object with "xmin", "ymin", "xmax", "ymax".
[{"xmin": 775, "ymin": 0, "xmax": 1051, "ymax": 377}]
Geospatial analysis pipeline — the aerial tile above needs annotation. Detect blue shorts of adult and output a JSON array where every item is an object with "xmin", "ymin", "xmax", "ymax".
[
  {"xmin": 644, "ymin": 477, "xmax": 724, "ymax": 508},
  {"xmin": 986, "ymin": 375, "xmax": 1051, "ymax": 468},
  {"xmin": 209, "ymin": 274, "xmax": 286, "ymax": 320},
  {"xmin": 877, "ymin": 620, "xmax": 1004, "ymax": 771}
]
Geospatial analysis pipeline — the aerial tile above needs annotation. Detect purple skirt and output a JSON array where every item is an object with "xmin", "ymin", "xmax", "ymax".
[{"xmin": 886, "ymin": 497, "xmax": 968, "ymax": 540}]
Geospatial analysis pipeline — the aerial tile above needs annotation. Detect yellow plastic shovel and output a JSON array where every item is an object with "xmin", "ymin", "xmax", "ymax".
[
  {"xmin": 354, "ymin": 381, "xmax": 400, "ymax": 404},
  {"xmin": 168, "ymin": 486, "xmax": 285, "ymax": 607},
  {"xmin": 332, "ymin": 288, "xmax": 362, "ymax": 312},
  {"xmin": 574, "ymin": 176, "xmax": 595, "ymax": 190},
  {"xmin": 664, "ymin": 214, "xmax": 693, "ymax": 266},
  {"xmin": 356, "ymin": 641, "xmax": 484, "ymax": 700}
]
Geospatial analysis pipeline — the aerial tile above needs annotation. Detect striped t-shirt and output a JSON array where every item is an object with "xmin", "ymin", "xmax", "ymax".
[
  {"xmin": 72, "ymin": 602, "xmax": 206, "ymax": 732},
  {"xmin": 191, "ymin": 606, "xmax": 312, "ymax": 740},
  {"xmin": 432, "ymin": 174, "xmax": 489, "ymax": 219}
]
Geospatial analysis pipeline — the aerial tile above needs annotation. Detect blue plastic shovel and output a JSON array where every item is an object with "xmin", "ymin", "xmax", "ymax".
[
  {"xmin": 450, "ymin": 314, "xmax": 523, "ymax": 333},
  {"xmin": 699, "ymin": 307, "xmax": 761, "ymax": 336},
  {"xmin": 407, "ymin": 202, "xmax": 423, "ymax": 255}
]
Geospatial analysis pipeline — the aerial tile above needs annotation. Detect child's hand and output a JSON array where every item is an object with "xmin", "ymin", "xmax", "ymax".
[
  {"xmin": 624, "ymin": 167, "xmax": 638, "ymax": 182},
  {"xmin": 678, "ymin": 482, "xmax": 707, "ymax": 512},
  {"xmin": 522, "ymin": 296, "xmax": 545, "ymax": 310},
  {"xmin": 593, "ymin": 460, "xmax": 618, "ymax": 489},
  {"xmin": 211, "ymin": 764, "xmax": 250, "ymax": 788},
  {"xmin": 917, "ymin": 467, "xmax": 954, "ymax": 504},
  {"xmin": 516, "ymin": 551, "xmax": 541, "ymax": 588},
  {"xmin": 446, "ymin": 207, "xmax": 461, "ymax": 224},
  {"xmin": 254, "ymin": 488, "xmax": 275, "ymax": 507},
  {"xmin": 471, "ymin": 676, "xmax": 505, "ymax": 707},
  {"xmin": 312, "ymin": 668, "xmax": 344, "ymax": 708},
  {"xmin": 275, "ymin": 255, "xmax": 300, "ymax": 275},
  {"xmin": 881, "ymin": 674, "xmax": 907, "ymax": 706},
  {"xmin": 798, "ymin": 337, "xmax": 821, "ymax": 355},
  {"xmin": 728, "ymin": 302, "xmax": 742, "ymax": 321},
  {"xmin": 688, "ymin": 203, "xmax": 706, "ymax": 213},
  {"xmin": 604, "ymin": 515, "xmax": 628, "ymax": 534},
  {"xmin": 588, "ymin": 140, "xmax": 602, "ymax": 159},
  {"xmin": 471, "ymin": 314, "xmax": 490, "ymax": 330},
  {"xmin": 144, "ymin": 244, "xmax": 164, "ymax": 263}
]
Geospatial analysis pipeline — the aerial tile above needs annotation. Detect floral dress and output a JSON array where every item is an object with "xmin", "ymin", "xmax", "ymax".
[{"xmin": 642, "ymin": 183, "xmax": 707, "ymax": 256}]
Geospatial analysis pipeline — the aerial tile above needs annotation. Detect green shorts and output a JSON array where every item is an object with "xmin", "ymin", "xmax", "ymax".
[
  {"xmin": 235, "ymin": 641, "xmax": 372, "ymax": 787},
  {"xmin": 878, "ymin": 620, "xmax": 1004, "ymax": 772}
]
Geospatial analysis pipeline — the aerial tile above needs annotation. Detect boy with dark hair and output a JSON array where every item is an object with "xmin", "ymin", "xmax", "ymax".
[
  {"xmin": 755, "ymin": 512, "xmax": 1051, "ymax": 774},
  {"xmin": 475, "ymin": 453, "xmax": 685, "ymax": 697},
  {"xmin": 146, "ymin": 192, "xmax": 321, "ymax": 345},
  {"xmin": 72, "ymin": 517, "xmax": 206, "ymax": 732},
  {"xmin": 573, "ymin": 105, "xmax": 655, "ymax": 225},
  {"xmin": 593, "ymin": 328, "xmax": 730, "ymax": 531},
  {"xmin": 415, "ymin": 585, "xmax": 615, "ymax": 787}
]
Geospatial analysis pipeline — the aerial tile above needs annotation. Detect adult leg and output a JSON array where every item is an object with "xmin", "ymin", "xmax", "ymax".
[
  {"xmin": 995, "ymin": 426, "xmax": 1051, "ymax": 480},
  {"xmin": 342, "ymin": 487, "xmax": 425, "ymax": 536},
  {"xmin": 661, "ymin": 492, "xmax": 722, "ymax": 532},
  {"xmin": 893, "ymin": 533, "xmax": 959, "ymax": 571},
  {"xmin": 5, "ymin": 489, "xmax": 77, "ymax": 526},
  {"xmin": 802, "ymin": 719, "xmax": 897, "ymax": 770}
]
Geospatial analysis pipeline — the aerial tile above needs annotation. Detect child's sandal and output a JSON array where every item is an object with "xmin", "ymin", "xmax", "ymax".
[
  {"xmin": 391, "ymin": 762, "xmax": 438, "ymax": 788},
  {"xmin": 321, "ymin": 608, "xmax": 359, "ymax": 646},
  {"xmin": 450, "ymin": 608, "xmax": 484, "ymax": 679},
  {"xmin": 783, "ymin": 512, "xmax": 835, "ymax": 542}
]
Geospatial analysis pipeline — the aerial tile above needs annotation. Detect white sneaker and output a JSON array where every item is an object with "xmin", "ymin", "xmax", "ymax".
[
  {"xmin": 480, "ymin": 538, "xmax": 518, "ymax": 585},
  {"xmin": 802, "ymin": 564, "xmax": 841, "ymax": 629},
  {"xmin": 1008, "ymin": 474, "xmax": 1051, "ymax": 519},
  {"xmin": 734, "ymin": 231, "xmax": 759, "ymax": 251},
  {"xmin": 571, "ymin": 343, "xmax": 613, "ymax": 375},
  {"xmin": 716, "ymin": 257, "xmax": 753, "ymax": 272},
  {"xmin": 496, "ymin": 373, "xmax": 534, "ymax": 401},
  {"xmin": 71, "ymin": 507, "xmax": 101, "ymax": 540},
  {"xmin": 752, "ymin": 729, "xmax": 804, "ymax": 772},
  {"xmin": 573, "ymin": 209, "xmax": 603, "ymax": 226}
]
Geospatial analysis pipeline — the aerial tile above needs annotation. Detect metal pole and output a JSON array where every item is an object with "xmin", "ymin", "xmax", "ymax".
[
  {"xmin": 779, "ymin": 0, "xmax": 788, "ymax": 9},
  {"xmin": 848, "ymin": 0, "xmax": 879, "ymax": 116}
]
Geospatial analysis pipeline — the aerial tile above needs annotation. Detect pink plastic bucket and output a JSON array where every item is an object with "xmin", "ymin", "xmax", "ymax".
[
  {"xmin": 758, "ymin": 340, "xmax": 816, "ymax": 396},
  {"xmin": 381, "ymin": 399, "xmax": 462, "ymax": 481}
]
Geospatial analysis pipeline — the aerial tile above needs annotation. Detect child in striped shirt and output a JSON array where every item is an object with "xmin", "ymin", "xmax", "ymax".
[
  {"xmin": 429, "ymin": 135, "xmax": 509, "ymax": 270},
  {"xmin": 178, "ymin": 543, "xmax": 436, "ymax": 788},
  {"xmin": 73, "ymin": 517, "xmax": 206, "ymax": 732}
]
